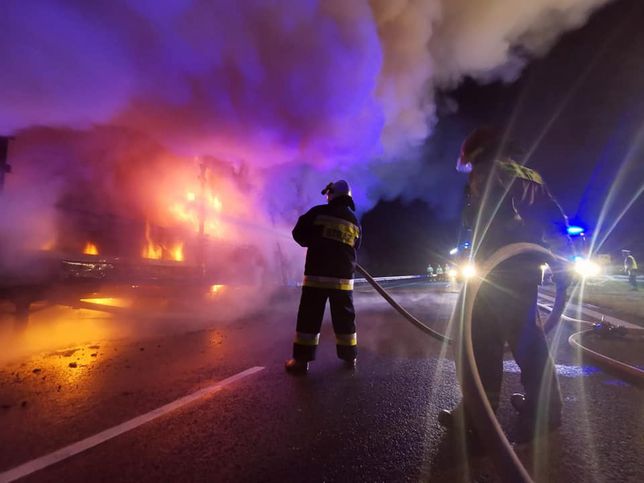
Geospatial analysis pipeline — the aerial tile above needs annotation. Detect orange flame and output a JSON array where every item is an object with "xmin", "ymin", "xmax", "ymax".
[
  {"xmin": 168, "ymin": 190, "xmax": 225, "ymax": 237},
  {"xmin": 141, "ymin": 221, "xmax": 184, "ymax": 262},
  {"xmin": 170, "ymin": 242, "xmax": 184, "ymax": 262},
  {"xmin": 142, "ymin": 242, "xmax": 163, "ymax": 260},
  {"xmin": 142, "ymin": 221, "xmax": 163, "ymax": 260},
  {"xmin": 83, "ymin": 242, "xmax": 99, "ymax": 255}
]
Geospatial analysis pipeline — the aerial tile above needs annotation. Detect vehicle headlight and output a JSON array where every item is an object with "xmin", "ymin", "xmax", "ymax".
[
  {"xmin": 574, "ymin": 258, "xmax": 601, "ymax": 278},
  {"xmin": 461, "ymin": 264, "xmax": 477, "ymax": 279}
]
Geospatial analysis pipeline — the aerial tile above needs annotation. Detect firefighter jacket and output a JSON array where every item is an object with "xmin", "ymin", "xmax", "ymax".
[
  {"xmin": 464, "ymin": 159, "xmax": 571, "ymax": 264},
  {"xmin": 292, "ymin": 195, "xmax": 361, "ymax": 291}
]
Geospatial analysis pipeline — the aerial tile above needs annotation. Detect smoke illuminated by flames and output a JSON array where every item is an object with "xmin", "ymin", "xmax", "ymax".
[{"xmin": 0, "ymin": 0, "xmax": 613, "ymax": 278}]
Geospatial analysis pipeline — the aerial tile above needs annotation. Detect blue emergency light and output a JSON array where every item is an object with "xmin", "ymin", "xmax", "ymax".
[{"xmin": 567, "ymin": 225, "xmax": 585, "ymax": 236}]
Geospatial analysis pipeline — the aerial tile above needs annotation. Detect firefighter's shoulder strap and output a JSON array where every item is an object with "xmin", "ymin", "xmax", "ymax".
[{"xmin": 496, "ymin": 160, "xmax": 544, "ymax": 185}]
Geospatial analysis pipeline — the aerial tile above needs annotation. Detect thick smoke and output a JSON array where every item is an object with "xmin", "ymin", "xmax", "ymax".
[{"xmin": 0, "ymin": 0, "xmax": 612, "ymax": 270}]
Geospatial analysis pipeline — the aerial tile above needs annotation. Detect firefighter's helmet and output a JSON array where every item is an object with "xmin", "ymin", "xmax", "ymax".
[
  {"xmin": 321, "ymin": 180, "xmax": 352, "ymax": 201},
  {"xmin": 456, "ymin": 127, "xmax": 503, "ymax": 173}
]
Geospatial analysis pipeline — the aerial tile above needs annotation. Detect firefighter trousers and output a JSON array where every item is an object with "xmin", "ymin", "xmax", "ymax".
[
  {"xmin": 467, "ymin": 261, "xmax": 562, "ymax": 419},
  {"xmin": 292, "ymin": 286, "xmax": 357, "ymax": 362}
]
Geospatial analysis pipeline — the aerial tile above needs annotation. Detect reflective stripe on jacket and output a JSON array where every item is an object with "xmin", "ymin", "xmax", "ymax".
[
  {"xmin": 292, "ymin": 196, "xmax": 361, "ymax": 282},
  {"xmin": 313, "ymin": 215, "xmax": 360, "ymax": 247},
  {"xmin": 465, "ymin": 159, "xmax": 570, "ymax": 262}
]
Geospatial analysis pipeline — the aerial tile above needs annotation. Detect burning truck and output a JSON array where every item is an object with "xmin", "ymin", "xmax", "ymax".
[{"xmin": 0, "ymin": 135, "xmax": 278, "ymax": 328}]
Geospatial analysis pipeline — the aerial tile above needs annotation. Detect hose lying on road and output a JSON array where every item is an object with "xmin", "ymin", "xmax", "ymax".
[
  {"xmin": 568, "ymin": 329, "xmax": 644, "ymax": 387},
  {"xmin": 538, "ymin": 303, "xmax": 644, "ymax": 387}
]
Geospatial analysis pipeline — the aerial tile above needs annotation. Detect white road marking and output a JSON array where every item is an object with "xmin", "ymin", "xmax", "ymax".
[{"xmin": 0, "ymin": 366, "xmax": 265, "ymax": 483}]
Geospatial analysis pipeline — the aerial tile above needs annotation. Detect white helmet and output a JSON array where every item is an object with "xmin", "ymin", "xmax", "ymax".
[{"xmin": 321, "ymin": 180, "xmax": 352, "ymax": 202}]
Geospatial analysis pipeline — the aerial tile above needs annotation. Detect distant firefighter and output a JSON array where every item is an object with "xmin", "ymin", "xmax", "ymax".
[
  {"xmin": 435, "ymin": 264, "xmax": 443, "ymax": 281},
  {"xmin": 622, "ymin": 250, "xmax": 638, "ymax": 291},
  {"xmin": 285, "ymin": 180, "xmax": 362, "ymax": 375},
  {"xmin": 426, "ymin": 264, "xmax": 434, "ymax": 278},
  {"xmin": 442, "ymin": 127, "xmax": 572, "ymax": 441}
]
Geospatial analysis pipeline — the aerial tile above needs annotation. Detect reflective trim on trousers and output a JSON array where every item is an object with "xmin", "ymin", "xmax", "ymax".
[
  {"xmin": 303, "ymin": 275, "xmax": 354, "ymax": 291},
  {"xmin": 335, "ymin": 332, "xmax": 357, "ymax": 346},
  {"xmin": 294, "ymin": 332, "xmax": 320, "ymax": 346}
]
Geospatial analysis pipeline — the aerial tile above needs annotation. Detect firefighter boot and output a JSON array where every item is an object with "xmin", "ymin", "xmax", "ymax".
[{"xmin": 285, "ymin": 359, "xmax": 309, "ymax": 376}]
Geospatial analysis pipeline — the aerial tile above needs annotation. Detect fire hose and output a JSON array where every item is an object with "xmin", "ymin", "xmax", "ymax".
[
  {"xmin": 357, "ymin": 242, "xmax": 570, "ymax": 483},
  {"xmin": 538, "ymin": 304, "xmax": 644, "ymax": 388},
  {"xmin": 355, "ymin": 264, "xmax": 452, "ymax": 344}
]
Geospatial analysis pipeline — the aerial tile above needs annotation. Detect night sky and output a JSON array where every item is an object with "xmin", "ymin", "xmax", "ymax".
[{"xmin": 361, "ymin": 0, "xmax": 644, "ymax": 275}]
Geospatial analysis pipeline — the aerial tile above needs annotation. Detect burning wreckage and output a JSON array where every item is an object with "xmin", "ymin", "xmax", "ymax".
[{"xmin": 0, "ymin": 137, "xmax": 270, "ymax": 327}]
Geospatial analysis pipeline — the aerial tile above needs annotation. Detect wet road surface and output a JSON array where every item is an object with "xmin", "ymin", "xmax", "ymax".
[{"xmin": 0, "ymin": 281, "xmax": 642, "ymax": 482}]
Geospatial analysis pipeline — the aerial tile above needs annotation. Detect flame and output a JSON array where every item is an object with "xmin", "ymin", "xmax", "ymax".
[
  {"xmin": 142, "ymin": 241, "xmax": 163, "ymax": 260},
  {"xmin": 141, "ymin": 221, "xmax": 184, "ymax": 262},
  {"xmin": 210, "ymin": 284, "xmax": 224, "ymax": 294},
  {"xmin": 83, "ymin": 242, "xmax": 99, "ymax": 255},
  {"xmin": 80, "ymin": 297, "xmax": 132, "ymax": 308},
  {"xmin": 206, "ymin": 193, "xmax": 223, "ymax": 212},
  {"xmin": 142, "ymin": 221, "xmax": 163, "ymax": 260},
  {"xmin": 170, "ymin": 242, "xmax": 184, "ymax": 262},
  {"xmin": 168, "ymin": 189, "xmax": 225, "ymax": 237}
]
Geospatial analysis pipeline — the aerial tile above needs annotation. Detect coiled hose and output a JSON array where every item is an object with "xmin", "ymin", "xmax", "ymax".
[
  {"xmin": 357, "ymin": 242, "xmax": 568, "ymax": 483},
  {"xmin": 538, "ymin": 304, "xmax": 644, "ymax": 387}
]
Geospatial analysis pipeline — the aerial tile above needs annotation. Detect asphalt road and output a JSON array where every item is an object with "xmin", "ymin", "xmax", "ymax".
[{"xmin": 0, "ymin": 281, "xmax": 642, "ymax": 482}]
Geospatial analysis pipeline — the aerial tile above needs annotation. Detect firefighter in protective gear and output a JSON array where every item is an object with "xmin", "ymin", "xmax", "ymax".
[
  {"xmin": 426, "ymin": 264, "xmax": 434, "ymax": 278},
  {"xmin": 622, "ymin": 250, "xmax": 638, "ymax": 291},
  {"xmin": 435, "ymin": 264, "xmax": 444, "ymax": 281},
  {"xmin": 285, "ymin": 180, "xmax": 362, "ymax": 375},
  {"xmin": 440, "ymin": 127, "xmax": 570, "ymax": 439}
]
